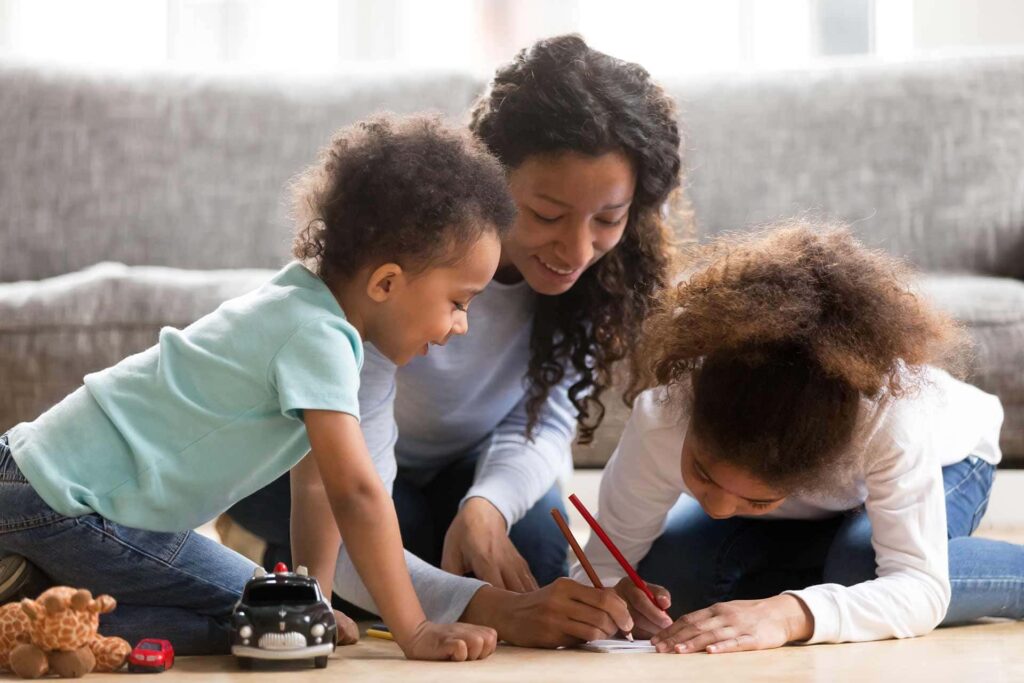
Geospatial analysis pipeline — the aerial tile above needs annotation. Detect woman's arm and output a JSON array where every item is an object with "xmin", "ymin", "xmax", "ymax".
[{"xmin": 441, "ymin": 384, "xmax": 575, "ymax": 591}]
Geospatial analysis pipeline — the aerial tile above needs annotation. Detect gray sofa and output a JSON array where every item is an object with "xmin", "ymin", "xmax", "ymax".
[{"xmin": 2, "ymin": 55, "xmax": 1022, "ymax": 468}]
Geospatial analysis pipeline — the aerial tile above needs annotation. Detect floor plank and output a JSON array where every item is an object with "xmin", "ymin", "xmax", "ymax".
[{"xmin": 73, "ymin": 620, "xmax": 1023, "ymax": 683}]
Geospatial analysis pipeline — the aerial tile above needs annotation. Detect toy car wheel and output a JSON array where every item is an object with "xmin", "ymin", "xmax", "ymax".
[
  {"xmin": 314, "ymin": 656, "xmax": 328, "ymax": 669},
  {"xmin": 128, "ymin": 663, "xmax": 145, "ymax": 673},
  {"xmin": 236, "ymin": 656, "xmax": 253, "ymax": 670}
]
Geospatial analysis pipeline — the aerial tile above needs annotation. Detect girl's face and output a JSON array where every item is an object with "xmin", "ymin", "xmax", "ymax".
[
  {"xmin": 497, "ymin": 151, "xmax": 636, "ymax": 295},
  {"xmin": 370, "ymin": 232, "xmax": 501, "ymax": 366},
  {"xmin": 680, "ymin": 428, "xmax": 789, "ymax": 519}
]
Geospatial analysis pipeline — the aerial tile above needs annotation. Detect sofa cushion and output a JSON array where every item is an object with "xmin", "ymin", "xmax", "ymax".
[
  {"xmin": 918, "ymin": 274, "xmax": 1024, "ymax": 462},
  {"xmin": 0, "ymin": 263, "xmax": 275, "ymax": 430}
]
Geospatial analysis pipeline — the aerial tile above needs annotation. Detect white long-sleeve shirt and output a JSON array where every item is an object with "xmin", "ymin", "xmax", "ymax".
[
  {"xmin": 574, "ymin": 367, "xmax": 1003, "ymax": 644},
  {"xmin": 334, "ymin": 278, "xmax": 577, "ymax": 622}
]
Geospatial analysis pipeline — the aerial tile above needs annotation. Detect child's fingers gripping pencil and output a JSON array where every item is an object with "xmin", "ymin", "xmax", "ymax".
[
  {"xmin": 550, "ymin": 508, "xmax": 634, "ymax": 642},
  {"xmin": 568, "ymin": 494, "xmax": 660, "ymax": 609}
]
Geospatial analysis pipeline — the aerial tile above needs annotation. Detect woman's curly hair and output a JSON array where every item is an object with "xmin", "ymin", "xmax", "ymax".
[
  {"xmin": 470, "ymin": 34, "xmax": 687, "ymax": 444},
  {"xmin": 628, "ymin": 222, "xmax": 968, "ymax": 491},
  {"xmin": 292, "ymin": 114, "xmax": 516, "ymax": 285}
]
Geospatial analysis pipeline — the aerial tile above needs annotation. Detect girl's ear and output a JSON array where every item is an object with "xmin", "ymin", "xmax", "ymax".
[{"xmin": 366, "ymin": 262, "xmax": 405, "ymax": 303}]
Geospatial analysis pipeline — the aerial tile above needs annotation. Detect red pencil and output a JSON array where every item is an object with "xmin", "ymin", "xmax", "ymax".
[{"xmin": 568, "ymin": 493, "xmax": 659, "ymax": 608}]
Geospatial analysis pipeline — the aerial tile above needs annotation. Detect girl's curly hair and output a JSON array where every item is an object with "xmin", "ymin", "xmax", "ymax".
[
  {"xmin": 628, "ymin": 222, "xmax": 968, "ymax": 491},
  {"xmin": 292, "ymin": 114, "xmax": 516, "ymax": 286},
  {"xmin": 470, "ymin": 34, "xmax": 687, "ymax": 444}
]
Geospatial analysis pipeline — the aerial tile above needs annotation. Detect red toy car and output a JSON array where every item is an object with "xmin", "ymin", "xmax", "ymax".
[{"xmin": 128, "ymin": 639, "xmax": 174, "ymax": 673}]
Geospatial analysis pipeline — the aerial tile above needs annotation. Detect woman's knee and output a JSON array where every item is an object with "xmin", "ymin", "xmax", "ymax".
[{"xmin": 509, "ymin": 486, "xmax": 569, "ymax": 586}]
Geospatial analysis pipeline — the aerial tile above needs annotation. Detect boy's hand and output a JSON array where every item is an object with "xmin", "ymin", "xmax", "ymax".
[
  {"xmin": 442, "ymin": 497, "xmax": 539, "ymax": 593},
  {"xmin": 397, "ymin": 621, "xmax": 498, "ymax": 661},
  {"xmin": 333, "ymin": 609, "xmax": 359, "ymax": 645},
  {"xmin": 612, "ymin": 577, "xmax": 673, "ymax": 638},
  {"xmin": 649, "ymin": 594, "xmax": 814, "ymax": 654}
]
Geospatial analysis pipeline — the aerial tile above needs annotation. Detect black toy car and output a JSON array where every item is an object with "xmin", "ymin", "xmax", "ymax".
[{"xmin": 230, "ymin": 563, "xmax": 337, "ymax": 669}]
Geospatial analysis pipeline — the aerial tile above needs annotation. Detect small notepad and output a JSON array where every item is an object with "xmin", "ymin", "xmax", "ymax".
[{"xmin": 580, "ymin": 639, "xmax": 657, "ymax": 653}]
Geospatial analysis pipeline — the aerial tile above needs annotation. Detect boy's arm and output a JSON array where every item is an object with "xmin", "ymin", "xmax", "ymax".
[
  {"xmin": 290, "ymin": 453, "xmax": 341, "ymax": 597},
  {"xmin": 303, "ymin": 409, "xmax": 427, "ymax": 641},
  {"xmin": 303, "ymin": 409, "xmax": 497, "ymax": 661},
  {"xmin": 290, "ymin": 455, "xmax": 360, "ymax": 644}
]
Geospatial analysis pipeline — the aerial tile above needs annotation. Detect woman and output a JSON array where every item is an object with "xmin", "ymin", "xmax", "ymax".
[{"xmin": 229, "ymin": 34, "xmax": 685, "ymax": 647}]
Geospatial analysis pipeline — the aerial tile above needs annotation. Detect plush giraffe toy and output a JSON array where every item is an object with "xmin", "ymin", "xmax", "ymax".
[{"xmin": 0, "ymin": 587, "xmax": 130, "ymax": 678}]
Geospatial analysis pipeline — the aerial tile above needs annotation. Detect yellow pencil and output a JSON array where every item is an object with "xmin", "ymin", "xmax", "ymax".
[{"xmin": 366, "ymin": 628, "xmax": 394, "ymax": 641}]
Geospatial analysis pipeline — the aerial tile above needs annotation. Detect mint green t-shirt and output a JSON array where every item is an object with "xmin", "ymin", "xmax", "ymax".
[{"xmin": 8, "ymin": 262, "xmax": 363, "ymax": 532}]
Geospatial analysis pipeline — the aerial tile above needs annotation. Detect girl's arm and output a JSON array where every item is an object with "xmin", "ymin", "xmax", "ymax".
[
  {"xmin": 787, "ymin": 440, "xmax": 951, "ymax": 643},
  {"xmin": 303, "ymin": 409, "xmax": 497, "ymax": 661},
  {"xmin": 652, "ymin": 436, "xmax": 951, "ymax": 654},
  {"xmin": 581, "ymin": 389, "xmax": 683, "ymax": 634}
]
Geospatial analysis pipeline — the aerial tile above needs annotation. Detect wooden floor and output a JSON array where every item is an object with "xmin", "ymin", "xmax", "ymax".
[{"xmin": 66, "ymin": 620, "xmax": 1022, "ymax": 683}]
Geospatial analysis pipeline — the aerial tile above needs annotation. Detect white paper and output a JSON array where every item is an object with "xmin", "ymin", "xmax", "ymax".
[{"xmin": 580, "ymin": 639, "xmax": 656, "ymax": 654}]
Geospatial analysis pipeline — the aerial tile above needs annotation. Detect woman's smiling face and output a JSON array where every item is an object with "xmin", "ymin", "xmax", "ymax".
[{"xmin": 496, "ymin": 150, "xmax": 636, "ymax": 294}]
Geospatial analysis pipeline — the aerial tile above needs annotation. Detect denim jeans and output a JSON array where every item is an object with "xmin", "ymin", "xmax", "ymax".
[
  {"xmin": 638, "ymin": 455, "xmax": 1024, "ymax": 625},
  {"xmin": 228, "ymin": 453, "xmax": 570, "ymax": 588},
  {"xmin": 392, "ymin": 455, "xmax": 569, "ymax": 588},
  {"xmin": 0, "ymin": 434, "xmax": 256, "ymax": 655}
]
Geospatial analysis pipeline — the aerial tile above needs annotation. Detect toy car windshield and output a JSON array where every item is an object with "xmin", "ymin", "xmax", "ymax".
[
  {"xmin": 243, "ymin": 584, "xmax": 318, "ymax": 605},
  {"xmin": 137, "ymin": 642, "xmax": 163, "ymax": 652}
]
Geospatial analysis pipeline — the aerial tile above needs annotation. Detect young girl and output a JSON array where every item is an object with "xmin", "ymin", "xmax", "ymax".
[
  {"xmin": 0, "ymin": 114, "xmax": 515, "ymax": 661},
  {"xmin": 579, "ymin": 223, "xmax": 1023, "ymax": 653}
]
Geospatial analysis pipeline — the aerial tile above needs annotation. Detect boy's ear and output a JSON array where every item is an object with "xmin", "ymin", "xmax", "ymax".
[{"xmin": 366, "ymin": 263, "xmax": 405, "ymax": 303}]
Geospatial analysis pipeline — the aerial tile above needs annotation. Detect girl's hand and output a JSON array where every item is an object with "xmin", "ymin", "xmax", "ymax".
[
  {"xmin": 612, "ymin": 578, "xmax": 673, "ymax": 638},
  {"xmin": 650, "ymin": 594, "xmax": 814, "ymax": 654},
  {"xmin": 396, "ymin": 621, "xmax": 498, "ymax": 661},
  {"xmin": 333, "ymin": 609, "xmax": 359, "ymax": 645},
  {"xmin": 442, "ymin": 497, "xmax": 539, "ymax": 593}
]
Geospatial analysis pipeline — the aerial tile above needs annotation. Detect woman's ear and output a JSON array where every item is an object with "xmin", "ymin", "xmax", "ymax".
[{"xmin": 366, "ymin": 262, "xmax": 405, "ymax": 303}]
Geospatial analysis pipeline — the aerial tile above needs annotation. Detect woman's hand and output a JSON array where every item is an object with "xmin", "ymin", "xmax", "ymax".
[
  {"xmin": 460, "ymin": 578, "xmax": 635, "ymax": 648},
  {"xmin": 612, "ymin": 578, "xmax": 673, "ymax": 638},
  {"xmin": 396, "ymin": 621, "xmax": 498, "ymax": 661},
  {"xmin": 333, "ymin": 609, "xmax": 360, "ymax": 645},
  {"xmin": 441, "ymin": 497, "xmax": 539, "ymax": 593},
  {"xmin": 650, "ymin": 594, "xmax": 814, "ymax": 654}
]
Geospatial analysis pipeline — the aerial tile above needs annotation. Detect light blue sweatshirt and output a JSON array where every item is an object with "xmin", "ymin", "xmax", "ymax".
[{"xmin": 333, "ymin": 278, "xmax": 578, "ymax": 622}]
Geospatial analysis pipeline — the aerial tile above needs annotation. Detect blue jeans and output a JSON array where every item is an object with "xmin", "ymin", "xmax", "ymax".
[
  {"xmin": 638, "ymin": 455, "xmax": 1024, "ymax": 625},
  {"xmin": 392, "ymin": 455, "xmax": 569, "ymax": 588},
  {"xmin": 0, "ymin": 434, "xmax": 255, "ymax": 655},
  {"xmin": 228, "ymin": 454, "xmax": 570, "ymax": 588}
]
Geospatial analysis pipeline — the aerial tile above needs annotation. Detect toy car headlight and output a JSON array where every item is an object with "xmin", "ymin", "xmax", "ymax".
[
  {"xmin": 239, "ymin": 625, "xmax": 253, "ymax": 639},
  {"xmin": 310, "ymin": 624, "xmax": 325, "ymax": 637}
]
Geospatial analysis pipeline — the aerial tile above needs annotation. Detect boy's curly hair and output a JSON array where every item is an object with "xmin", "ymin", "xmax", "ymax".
[
  {"xmin": 470, "ymin": 34, "xmax": 687, "ymax": 444},
  {"xmin": 292, "ymin": 114, "xmax": 516, "ymax": 285},
  {"xmin": 628, "ymin": 222, "xmax": 968, "ymax": 492}
]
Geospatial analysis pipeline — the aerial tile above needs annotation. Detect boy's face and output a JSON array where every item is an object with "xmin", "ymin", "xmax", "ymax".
[
  {"xmin": 370, "ymin": 232, "xmax": 501, "ymax": 366},
  {"xmin": 680, "ymin": 428, "xmax": 789, "ymax": 519},
  {"xmin": 498, "ymin": 150, "xmax": 635, "ymax": 295}
]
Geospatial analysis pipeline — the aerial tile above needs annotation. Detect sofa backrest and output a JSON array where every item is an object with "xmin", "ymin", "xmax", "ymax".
[
  {"xmin": 0, "ymin": 66, "xmax": 484, "ymax": 282},
  {"xmin": 670, "ymin": 53, "xmax": 1024, "ymax": 278},
  {"xmin": 2, "ymin": 54, "xmax": 1023, "ymax": 283}
]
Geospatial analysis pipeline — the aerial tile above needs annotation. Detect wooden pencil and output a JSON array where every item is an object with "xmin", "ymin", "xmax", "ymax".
[{"xmin": 550, "ymin": 507, "xmax": 634, "ymax": 642}]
